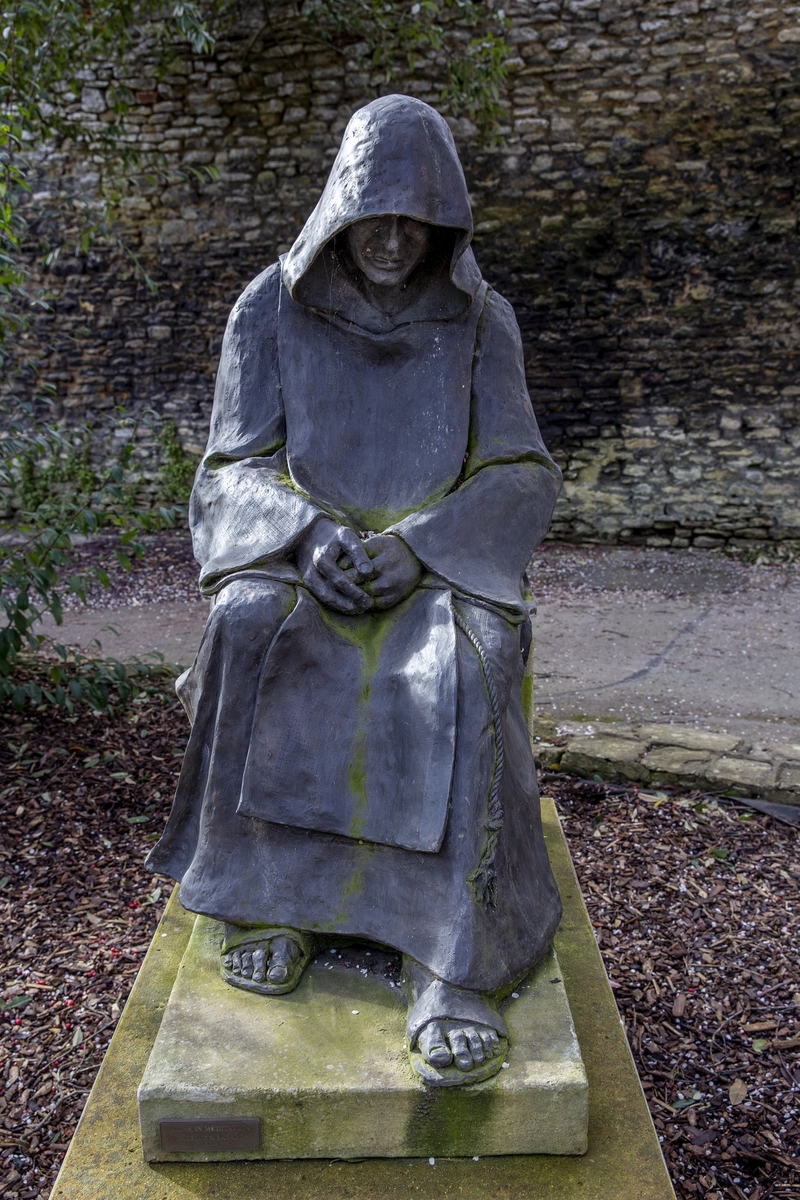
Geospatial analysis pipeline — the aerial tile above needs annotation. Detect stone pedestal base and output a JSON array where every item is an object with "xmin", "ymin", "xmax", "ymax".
[
  {"xmin": 138, "ymin": 917, "xmax": 588, "ymax": 1161},
  {"xmin": 51, "ymin": 800, "xmax": 676, "ymax": 1199}
]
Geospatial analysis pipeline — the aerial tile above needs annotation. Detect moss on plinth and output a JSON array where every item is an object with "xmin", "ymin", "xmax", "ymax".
[{"xmin": 137, "ymin": 917, "xmax": 587, "ymax": 1161}]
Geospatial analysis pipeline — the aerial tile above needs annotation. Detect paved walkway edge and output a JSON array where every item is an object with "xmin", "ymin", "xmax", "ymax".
[{"xmin": 533, "ymin": 718, "xmax": 800, "ymax": 809}]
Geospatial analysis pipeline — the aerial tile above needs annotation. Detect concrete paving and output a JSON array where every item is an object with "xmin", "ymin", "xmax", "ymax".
[
  {"xmin": 39, "ymin": 598, "xmax": 210, "ymax": 668},
  {"xmin": 42, "ymin": 545, "xmax": 800, "ymax": 745},
  {"xmin": 530, "ymin": 545, "xmax": 800, "ymax": 746}
]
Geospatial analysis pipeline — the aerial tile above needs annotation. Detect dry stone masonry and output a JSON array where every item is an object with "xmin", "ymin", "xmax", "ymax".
[
  {"xmin": 534, "ymin": 716, "xmax": 800, "ymax": 806},
  {"xmin": 17, "ymin": 0, "xmax": 800, "ymax": 546}
]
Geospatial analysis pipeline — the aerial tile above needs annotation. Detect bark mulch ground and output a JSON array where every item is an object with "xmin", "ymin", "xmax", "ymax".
[
  {"xmin": 0, "ymin": 696, "xmax": 797, "ymax": 1199},
  {"xmin": 548, "ymin": 775, "xmax": 799, "ymax": 1200}
]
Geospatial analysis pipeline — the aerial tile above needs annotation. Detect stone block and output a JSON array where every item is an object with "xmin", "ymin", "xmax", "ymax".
[
  {"xmin": 765, "ymin": 742, "xmax": 800, "ymax": 762},
  {"xmin": 536, "ymin": 743, "xmax": 565, "ymax": 770},
  {"xmin": 561, "ymin": 722, "xmax": 638, "ymax": 740},
  {"xmin": 636, "ymin": 725, "xmax": 740, "ymax": 753},
  {"xmin": 640, "ymin": 747, "xmax": 711, "ymax": 776},
  {"xmin": 708, "ymin": 757, "xmax": 774, "ymax": 789},
  {"xmin": 137, "ymin": 918, "xmax": 588, "ymax": 1161},
  {"xmin": 561, "ymin": 737, "xmax": 647, "ymax": 782},
  {"xmin": 777, "ymin": 762, "xmax": 800, "ymax": 791}
]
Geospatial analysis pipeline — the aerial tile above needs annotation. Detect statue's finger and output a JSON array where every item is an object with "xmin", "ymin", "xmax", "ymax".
[
  {"xmin": 340, "ymin": 529, "xmax": 373, "ymax": 578},
  {"xmin": 306, "ymin": 568, "xmax": 371, "ymax": 613},
  {"xmin": 316, "ymin": 547, "xmax": 371, "ymax": 600},
  {"xmin": 367, "ymin": 572, "xmax": 393, "ymax": 595},
  {"xmin": 327, "ymin": 567, "xmax": 375, "ymax": 604},
  {"xmin": 313, "ymin": 543, "xmax": 342, "ymax": 580}
]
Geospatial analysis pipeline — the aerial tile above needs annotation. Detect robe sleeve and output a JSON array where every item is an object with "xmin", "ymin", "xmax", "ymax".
[
  {"xmin": 388, "ymin": 288, "xmax": 562, "ymax": 611},
  {"xmin": 189, "ymin": 263, "xmax": 325, "ymax": 593}
]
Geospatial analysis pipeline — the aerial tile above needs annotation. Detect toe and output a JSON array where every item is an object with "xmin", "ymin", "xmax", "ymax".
[
  {"xmin": 480, "ymin": 1027, "xmax": 501, "ymax": 1058},
  {"xmin": 267, "ymin": 936, "xmax": 298, "ymax": 983},
  {"xmin": 447, "ymin": 1029, "xmax": 473, "ymax": 1072},
  {"xmin": 419, "ymin": 1021, "xmax": 453, "ymax": 1068},
  {"xmin": 252, "ymin": 945, "xmax": 267, "ymax": 982},
  {"xmin": 231, "ymin": 949, "xmax": 243, "ymax": 975},
  {"xmin": 464, "ymin": 1026, "xmax": 485, "ymax": 1065},
  {"xmin": 222, "ymin": 953, "xmax": 233, "ymax": 970},
  {"xmin": 240, "ymin": 950, "xmax": 254, "ymax": 979}
]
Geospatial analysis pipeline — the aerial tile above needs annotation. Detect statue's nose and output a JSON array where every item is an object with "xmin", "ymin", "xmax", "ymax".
[{"xmin": 383, "ymin": 217, "xmax": 401, "ymax": 254}]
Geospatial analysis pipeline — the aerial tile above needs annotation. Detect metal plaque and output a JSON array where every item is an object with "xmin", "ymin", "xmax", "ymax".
[{"xmin": 159, "ymin": 1117, "xmax": 261, "ymax": 1153}]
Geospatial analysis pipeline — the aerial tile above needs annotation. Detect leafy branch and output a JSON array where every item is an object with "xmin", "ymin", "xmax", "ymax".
[{"xmin": 0, "ymin": 405, "xmax": 189, "ymax": 711}]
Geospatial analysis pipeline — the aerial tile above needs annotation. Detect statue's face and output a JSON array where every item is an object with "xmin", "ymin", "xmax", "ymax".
[{"xmin": 345, "ymin": 215, "xmax": 432, "ymax": 287}]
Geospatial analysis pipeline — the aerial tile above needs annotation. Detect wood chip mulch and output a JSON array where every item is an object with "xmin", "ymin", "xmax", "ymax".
[
  {"xmin": 548, "ymin": 774, "xmax": 799, "ymax": 1200},
  {"xmin": 0, "ymin": 697, "xmax": 797, "ymax": 1199},
  {"xmin": 0, "ymin": 692, "xmax": 185, "ymax": 1200}
]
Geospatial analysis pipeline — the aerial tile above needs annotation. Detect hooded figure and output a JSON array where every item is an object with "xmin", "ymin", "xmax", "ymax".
[{"xmin": 147, "ymin": 95, "xmax": 563, "ymax": 1086}]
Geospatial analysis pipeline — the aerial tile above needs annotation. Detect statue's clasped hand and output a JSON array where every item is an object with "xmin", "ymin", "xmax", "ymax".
[
  {"xmin": 361, "ymin": 533, "xmax": 421, "ymax": 610},
  {"xmin": 297, "ymin": 519, "xmax": 420, "ymax": 614}
]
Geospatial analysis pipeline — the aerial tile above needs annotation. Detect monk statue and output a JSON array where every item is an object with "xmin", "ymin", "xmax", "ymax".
[{"xmin": 147, "ymin": 94, "xmax": 563, "ymax": 1087}]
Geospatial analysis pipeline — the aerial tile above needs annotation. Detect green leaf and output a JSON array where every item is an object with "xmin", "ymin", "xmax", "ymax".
[
  {"xmin": 71, "ymin": 1025, "xmax": 84, "ymax": 1047},
  {"xmin": 8, "ymin": 995, "xmax": 31, "ymax": 1009},
  {"xmin": 127, "ymin": 814, "xmax": 149, "ymax": 824}
]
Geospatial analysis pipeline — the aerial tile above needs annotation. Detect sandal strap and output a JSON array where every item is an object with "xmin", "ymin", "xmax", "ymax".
[
  {"xmin": 221, "ymin": 924, "xmax": 316, "ymax": 958},
  {"xmin": 407, "ymin": 978, "xmax": 508, "ymax": 1049}
]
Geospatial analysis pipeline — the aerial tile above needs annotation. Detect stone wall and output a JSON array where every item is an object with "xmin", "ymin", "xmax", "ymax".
[{"xmin": 16, "ymin": 0, "xmax": 800, "ymax": 546}]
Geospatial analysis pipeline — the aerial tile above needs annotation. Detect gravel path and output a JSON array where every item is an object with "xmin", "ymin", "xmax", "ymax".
[{"xmin": 60, "ymin": 533, "xmax": 199, "ymax": 609}]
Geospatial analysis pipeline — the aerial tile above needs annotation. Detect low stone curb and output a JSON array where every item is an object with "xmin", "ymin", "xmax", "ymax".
[{"xmin": 533, "ymin": 718, "xmax": 800, "ymax": 808}]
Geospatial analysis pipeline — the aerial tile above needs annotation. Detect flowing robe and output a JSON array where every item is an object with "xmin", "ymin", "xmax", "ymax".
[{"xmin": 147, "ymin": 260, "xmax": 564, "ymax": 994}]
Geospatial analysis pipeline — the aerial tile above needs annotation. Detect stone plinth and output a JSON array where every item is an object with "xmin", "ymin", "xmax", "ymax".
[
  {"xmin": 50, "ymin": 800, "xmax": 676, "ymax": 1199},
  {"xmin": 138, "ymin": 917, "xmax": 588, "ymax": 1161}
]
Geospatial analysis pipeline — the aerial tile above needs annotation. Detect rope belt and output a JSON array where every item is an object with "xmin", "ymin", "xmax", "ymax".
[{"xmin": 453, "ymin": 609, "xmax": 505, "ymax": 910}]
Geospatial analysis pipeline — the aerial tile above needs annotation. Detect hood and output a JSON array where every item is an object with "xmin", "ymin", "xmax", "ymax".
[{"xmin": 282, "ymin": 94, "xmax": 481, "ymax": 306}]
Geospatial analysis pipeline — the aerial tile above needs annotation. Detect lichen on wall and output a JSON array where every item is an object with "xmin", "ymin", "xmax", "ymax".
[{"xmin": 13, "ymin": 0, "xmax": 800, "ymax": 546}]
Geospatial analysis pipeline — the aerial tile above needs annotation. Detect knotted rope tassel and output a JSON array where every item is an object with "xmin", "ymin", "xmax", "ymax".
[{"xmin": 454, "ymin": 610, "xmax": 505, "ymax": 910}]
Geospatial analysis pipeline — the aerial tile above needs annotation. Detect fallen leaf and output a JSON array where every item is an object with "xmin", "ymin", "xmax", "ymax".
[
  {"xmin": 751, "ymin": 1038, "xmax": 770, "ymax": 1054},
  {"xmin": 729, "ymin": 1079, "xmax": 748, "ymax": 1105},
  {"xmin": 70, "ymin": 1025, "xmax": 84, "ymax": 1047}
]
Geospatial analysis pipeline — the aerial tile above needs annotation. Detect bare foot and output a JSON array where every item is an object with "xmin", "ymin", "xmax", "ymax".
[
  {"xmin": 418, "ymin": 1019, "xmax": 502, "ymax": 1071},
  {"xmin": 223, "ymin": 935, "xmax": 301, "ymax": 986}
]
